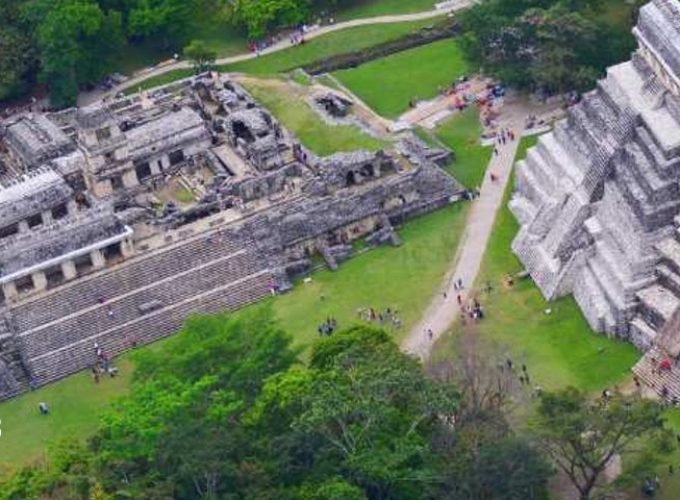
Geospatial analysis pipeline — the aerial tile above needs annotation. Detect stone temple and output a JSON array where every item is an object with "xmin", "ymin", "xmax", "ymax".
[
  {"xmin": 0, "ymin": 72, "xmax": 461, "ymax": 399},
  {"xmin": 510, "ymin": 0, "xmax": 680, "ymax": 395}
]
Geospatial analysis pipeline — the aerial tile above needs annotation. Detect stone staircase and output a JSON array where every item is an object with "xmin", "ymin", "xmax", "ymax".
[
  {"xmin": 7, "ymin": 228, "xmax": 274, "ymax": 389},
  {"xmin": 633, "ymin": 346, "xmax": 680, "ymax": 401}
]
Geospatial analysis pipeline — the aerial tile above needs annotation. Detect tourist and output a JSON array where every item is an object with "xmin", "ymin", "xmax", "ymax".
[
  {"xmin": 428, "ymin": 329, "xmax": 433, "ymax": 340},
  {"xmin": 456, "ymin": 294, "xmax": 462, "ymax": 305},
  {"xmin": 38, "ymin": 402, "xmax": 49, "ymax": 415},
  {"xmin": 457, "ymin": 278, "xmax": 463, "ymax": 289},
  {"xmin": 92, "ymin": 366, "xmax": 100, "ymax": 384}
]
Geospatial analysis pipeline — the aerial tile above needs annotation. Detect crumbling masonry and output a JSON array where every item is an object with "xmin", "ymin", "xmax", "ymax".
[{"xmin": 0, "ymin": 72, "xmax": 461, "ymax": 399}]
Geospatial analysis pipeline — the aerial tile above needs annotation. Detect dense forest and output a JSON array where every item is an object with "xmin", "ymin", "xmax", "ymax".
[{"xmin": 0, "ymin": 308, "xmax": 668, "ymax": 500}]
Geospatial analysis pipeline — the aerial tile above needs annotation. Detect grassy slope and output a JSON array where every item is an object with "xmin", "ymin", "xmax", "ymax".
[
  {"xmin": 0, "ymin": 358, "xmax": 134, "ymax": 469},
  {"xmin": 333, "ymin": 0, "xmax": 438, "ymax": 21},
  {"xmin": 334, "ymin": 38, "xmax": 468, "ymax": 118},
  {"xmin": 434, "ymin": 107, "xmax": 492, "ymax": 189},
  {"xmin": 129, "ymin": 18, "xmax": 439, "ymax": 93},
  {"xmin": 432, "ymin": 135, "xmax": 639, "ymax": 392},
  {"xmin": 0, "ymin": 202, "xmax": 468, "ymax": 469},
  {"xmin": 241, "ymin": 79, "xmax": 387, "ymax": 155}
]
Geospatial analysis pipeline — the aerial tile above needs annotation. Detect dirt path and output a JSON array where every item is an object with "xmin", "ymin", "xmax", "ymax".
[
  {"xmin": 402, "ymin": 118, "xmax": 522, "ymax": 359},
  {"xmin": 78, "ymin": 0, "xmax": 476, "ymax": 106},
  {"xmin": 401, "ymin": 92, "xmax": 567, "ymax": 360}
]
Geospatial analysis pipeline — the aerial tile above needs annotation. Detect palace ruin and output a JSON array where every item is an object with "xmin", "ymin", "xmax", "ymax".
[{"xmin": 0, "ymin": 73, "xmax": 461, "ymax": 399}]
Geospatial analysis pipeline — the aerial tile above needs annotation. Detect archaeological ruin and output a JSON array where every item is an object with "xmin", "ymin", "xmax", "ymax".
[
  {"xmin": 0, "ymin": 72, "xmax": 461, "ymax": 399},
  {"xmin": 510, "ymin": 0, "xmax": 680, "ymax": 397}
]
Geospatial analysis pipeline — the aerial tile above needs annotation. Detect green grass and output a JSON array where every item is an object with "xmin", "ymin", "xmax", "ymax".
[
  {"xmin": 0, "ymin": 358, "xmax": 134, "ymax": 470},
  {"xmin": 0, "ymin": 202, "xmax": 468, "ymax": 469},
  {"xmin": 271, "ymin": 203, "xmax": 469, "ymax": 350},
  {"xmin": 334, "ymin": 38, "xmax": 468, "ymax": 118},
  {"xmin": 225, "ymin": 18, "xmax": 440, "ymax": 74},
  {"xmin": 241, "ymin": 79, "xmax": 388, "ymax": 155},
  {"xmin": 432, "ymin": 135, "xmax": 639, "ymax": 392},
  {"xmin": 127, "ymin": 18, "xmax": 440, "ymax": 94},
  {"xmin": 333, "ymin": 0, "xmax": 438, "ymax": 21},
  {"xmin": 434, "ymin": 107, "xmax": 492, "ymax": 189}
]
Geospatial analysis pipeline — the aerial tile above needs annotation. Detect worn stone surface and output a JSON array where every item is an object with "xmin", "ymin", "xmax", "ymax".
[
  {"xmin": 511, "ymin": 0, "xmax": 680, "ymax": 352},
  {"xmin": 0, "ymin": 70, "xmax": 462, "ymax": 399}
]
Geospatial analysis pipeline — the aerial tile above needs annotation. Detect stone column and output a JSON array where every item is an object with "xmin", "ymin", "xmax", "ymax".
[
  {"xmin": 2, "ymin": 282, "xmax": 18, "ymax": 302},
  {"xmin": 18, "ymin": 220, "xmax": 29, "ymax": 233},
  {"xmin": 120, "ymin": 239, "xmax": 135, "ymax": 258},
  {"xmin": 67, "ymin": 199, "xmax": 79, "ymax": 216},
  {"xmin": 161, "ymin": 155, "xmax": 171, "ymax": 170},
  {"xmin": 32, "ymin": 271, "xmax": 47, "ymax": 292},
  {"xmin": 150, "ymin": 160, "xmax": 162, "ymax": 176},
  {"xmin": 41, "ymin": 210, "xmax": 53, "ymax": 225},
  {"xmin": 122, "ymin": 169, "xmax": 139, "ymax": 188},
  {"xmin": 91, "ymin": 249, "xmax": 106, "ymax": 269},
  {"xmin": 61, "ymin": 260, "xmax": 77, "ymax": 280}
]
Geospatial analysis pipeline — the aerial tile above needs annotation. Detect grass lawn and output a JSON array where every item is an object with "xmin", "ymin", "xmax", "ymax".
[
  {"xmin": 333, "ymin": 0, "xmax": 438, "ymax": 21},
  {"xmin": 240, "ymin": 78, "xmax": 388, "ymax": 155},
  {"xmin": 432, "ymin": 135, "xmax": 639, "ymax": 393},
  {"xmin": 0, "ymin": 202, "xmax": 468, "ymax": 470},
  {"xmin": 334, "ymin": 38, "xmax": 468, "ymax": 119},
  {"xmin": 433, "ymin": 107, "xmax": 492, "ymax": 189},
  {"xmin": 127, "ymin": 18, "xmax": 440, "ymax": 94},
  {"xmin": 0, "ymin": 358, "xmax": 134, "ymax": 470},
  {"xmin": 271, "ymin": 203, "xmax": 469, "ymax": 351}
]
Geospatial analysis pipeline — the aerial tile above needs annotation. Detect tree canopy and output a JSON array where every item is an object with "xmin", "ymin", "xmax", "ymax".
[
  {"xmin": 459, "ymin": 0, "xmax": 642, "ymax": 94},
  {"xmin": 532, "ymin": 387, "xmax": 668, "ymax": 500},
  {"xmin": 0, "ymin": 310, "xmax": 555, "ymax": 500}
]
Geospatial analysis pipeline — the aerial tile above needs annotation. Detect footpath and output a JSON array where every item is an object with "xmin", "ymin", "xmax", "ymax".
[
  {"xmin": 78, "ymin": 0, "xmax": 476, "ymax": 106},
  {"xmin": 401, "ymin": 113, "xmax": 524, "ymax": 359}
]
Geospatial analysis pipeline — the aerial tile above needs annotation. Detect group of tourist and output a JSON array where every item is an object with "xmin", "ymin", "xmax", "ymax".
[
  {"xmin": 317, "ymin": 317, "xmax": 338, "ymax": 336},
  {"xmin": 92, "ymin": 342, "xmax": 118, "ymax": 382},
  {"xmin": 460, "ymin": 296, "xmax": 485, "ymax": 321},
  {"xmin": 357, "ymin": 306, "xmax": 402, "ymax": 329},
  {"xmin": 502, "ymin": 357, "xmax": 539, "ymax": 394},
  {"xmin": 492, "ymin": 127, "xmax": 516, "ymax": 157}
]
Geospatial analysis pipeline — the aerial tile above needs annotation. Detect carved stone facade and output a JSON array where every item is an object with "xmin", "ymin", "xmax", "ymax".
[{"xmin": 510, "ymin": 0, "xmax": 680, "ymax": 353}]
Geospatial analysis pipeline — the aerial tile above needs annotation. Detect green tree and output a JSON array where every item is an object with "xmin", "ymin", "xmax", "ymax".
[
  {"xmin": 128, "ymin": 0, "xmax": 196, "ymax": 47},
  {"xmin": 184, "ymin": 40, "xmax": 218, "ymax": 74},
  {"xmin": 459, "ymin": 0, "xmax": 636, "ymax": 93},
  {"xmin": 251, "ymin": 325, "xmax": 459, "ymax": 499},
  {"xmin": 0, "ymin": 3, "xmax": 37, "ymax": 101},
  {"xmin": 21, "ymin": 0, "xmax": 124, "ymax": 108},
  {"xmin": 93, "ymin": 307, "xmax": 298, "ymax": 498},
  {"xmin": 532, "ymin": 387, "xmax": 667, "ymax": 500},
  {"xmin": 236, "ymin": 0, "xmax": 311, "ymax": 39}
]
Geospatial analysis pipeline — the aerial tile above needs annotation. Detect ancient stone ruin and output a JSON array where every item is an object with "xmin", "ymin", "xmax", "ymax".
[
  {"xmin": 510, "ymin": 0, "xmax": 680, "ymax": 397},
  {"xmin": 0, "ymin": 72, "xmax": 462, "ymax": 399}
]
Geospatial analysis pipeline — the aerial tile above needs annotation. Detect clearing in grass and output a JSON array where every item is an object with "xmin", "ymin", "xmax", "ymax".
[{"xmin": 334, "ymin": 38, "xmax": 469, "ymax": 119}]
